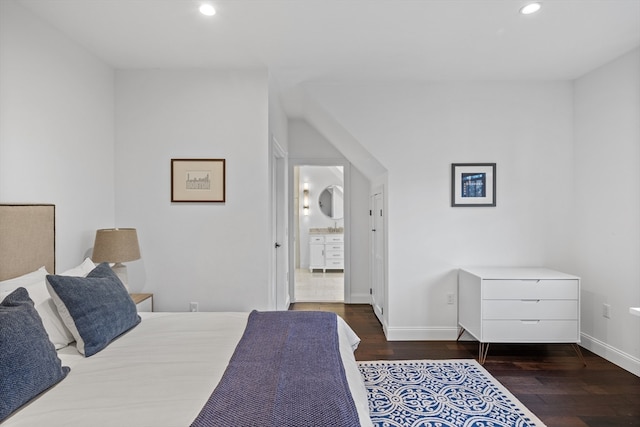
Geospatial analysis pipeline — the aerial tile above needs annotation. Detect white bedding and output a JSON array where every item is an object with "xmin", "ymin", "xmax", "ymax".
[{"xmin": 5, "ymin": 312, "xmax": 373, "ymax": 427}]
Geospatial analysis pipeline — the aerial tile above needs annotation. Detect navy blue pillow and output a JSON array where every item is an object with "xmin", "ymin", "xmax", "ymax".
[
  {"xmin": 0, "ymin": 287, "xmax": 70, "ymax": 422},
  {"xmin": 46, "ymin": 263, "xmax": 141, "ymax": 357}
]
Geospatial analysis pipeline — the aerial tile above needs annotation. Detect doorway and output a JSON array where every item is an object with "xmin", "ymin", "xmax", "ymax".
[{"xmin": 293, "ymin": 165, "xmax": 345, "ymax": 302}]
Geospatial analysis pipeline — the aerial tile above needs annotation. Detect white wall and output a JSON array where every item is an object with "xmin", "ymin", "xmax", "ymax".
[
  {"xmin": 115, "ymin": 69, "xmax": 271, "ymax": 312},
  {"xmin": 572, "ymin": 48, "xmax": 640, "ymax": 375},
  {"xmin": 289, "ymin": 119, "xmax": 344, "ymax": 159},
  {"xmin": 0, "ymin": 0, "xmax": 115, "ymax": 272},
  {"xmin": 305, "ymin": 82, "xmax": 575, "ymax": 339},
  {"xmin": 289, "ymin": 120, "xmax": 371, "ymax": 303},
  {"xmin": 269, "ymin": 76, "xmax": 289, "ymax": 154}
]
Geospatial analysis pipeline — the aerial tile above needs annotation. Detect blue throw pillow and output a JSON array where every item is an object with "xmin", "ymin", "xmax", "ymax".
[
  {"xmin": 0, "ymin": 287, "xmax": 70, "ymax": 422},
  {"xmin": 46, "ymin": 263, "xmax": 141, "ymax": 357}
]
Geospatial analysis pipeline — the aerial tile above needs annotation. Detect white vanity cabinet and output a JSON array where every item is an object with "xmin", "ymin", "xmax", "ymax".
[
  {"xmin": 323, "ymin": 234, "xmax": 344, "ymax": 271},
  {"xmin": 309, "ymin": 234, "xmax": 344, "ymax": 272},
  {"xmin": 458, "ymin": 267, "xmax": 582, "ymax": 363},
  {"xmin": 309, "ymin": 236, "xmax": 326, "ymax": 272}
]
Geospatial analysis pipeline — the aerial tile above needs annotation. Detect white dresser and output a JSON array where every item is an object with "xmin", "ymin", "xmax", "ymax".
[
  {"xmin": 458, "ymin": 267, "xmax": 582, "ymax": 363},
  {"xmin": 309, "ymin": 234, "xmax": 344, "ymax": 272}
]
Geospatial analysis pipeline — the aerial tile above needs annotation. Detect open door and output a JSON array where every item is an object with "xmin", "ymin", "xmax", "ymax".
[{"xmin": 371, "ymin": 190, "xmax": 384, "ymax": 324}]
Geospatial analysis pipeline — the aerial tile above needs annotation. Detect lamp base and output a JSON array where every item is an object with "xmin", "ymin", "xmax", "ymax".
[{"xmin": 111, "ymin": 263, "xmax": 130, "ymax": 291}]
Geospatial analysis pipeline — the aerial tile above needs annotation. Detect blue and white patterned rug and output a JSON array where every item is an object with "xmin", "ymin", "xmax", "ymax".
[{"xmin": 358, "ymin": 359, "xmax": 546, "ymax": 427}]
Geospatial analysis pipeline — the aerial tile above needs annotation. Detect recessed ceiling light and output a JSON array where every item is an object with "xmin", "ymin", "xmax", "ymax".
[
  {"xmin": 199, "ymin": 4, "xmax": 216, "ymax": 16},
  {"xmin": 520, "ymin": 2, "xmax": 542, "ymax": 15}
]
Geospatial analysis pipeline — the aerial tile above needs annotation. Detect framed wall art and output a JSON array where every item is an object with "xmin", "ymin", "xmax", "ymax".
[
  {"xmin": 171, "ymin": 159, "xmax": 226, "ymax": 203},
  {"xmin": 451, "ymin": 163, "xmax": 496, "ymax": 207}
]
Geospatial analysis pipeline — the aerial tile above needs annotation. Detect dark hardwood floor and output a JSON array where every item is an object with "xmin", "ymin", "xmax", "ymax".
[{"xmin": 290, "ymin": 302, "xmax": 640, "ymax": 427}]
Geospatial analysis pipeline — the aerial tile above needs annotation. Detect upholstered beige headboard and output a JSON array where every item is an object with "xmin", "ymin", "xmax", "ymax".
[{"xmin": 0, "ymin": 204, "xmax": 55, "ymax": 281}]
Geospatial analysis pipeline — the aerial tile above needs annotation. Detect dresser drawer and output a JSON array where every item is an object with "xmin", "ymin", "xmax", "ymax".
[
  {"xmin": 483, "ymin": 320, "xmax": 579, "ymax": 342},
  {"xmin": 325, "ymin": 259, "xmax": 344, "ymax": 269},
  {"xmin": 483, "ymin": 279, "xmax": 578, "ymax": 300},
  {"xmin": 325, "ymin": 250, "xmax": 343, "ymax": 259},
  {"xmin": 325, "ymin": 235, "xmax": 344, "ymax": 243},
  {"xmin": 483, "ymin": 300, "xmax": 578, "ymax": 320},
  {"xmin": 325, "ymin": 243, "xmax": 344, "ymax": 251},
  {"xmin": 310, "ymin": 236, "xmax": 324, "ymax": 244}
]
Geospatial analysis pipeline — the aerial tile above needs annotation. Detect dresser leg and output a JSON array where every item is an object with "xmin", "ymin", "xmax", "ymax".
[
  {"xmin": 456, "ymin": 327, "xmax": 466, "ymax": 341},
  {"xmin": 479, "ymin": 343, "xmax": 490, "ymax": 364},
  {"xmin": 571, "ymin": 343, "xmax": 587, "ymax": 366}
]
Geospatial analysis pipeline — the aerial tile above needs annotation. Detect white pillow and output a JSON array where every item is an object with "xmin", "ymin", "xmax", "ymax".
[
  {"xmin": 59, "ymin": 257, "xmax": 96, "ymax": 277},
  {"xmin": 0, "ymin": 267, "xmax": 49, "ymax": 302},
  {"xmin": 0, "ymin": 267, "xmax": 48, "ymax": 299},
  {"xmin": 0, "ymin": 258, "xmax": 96, "ymax": 349}
]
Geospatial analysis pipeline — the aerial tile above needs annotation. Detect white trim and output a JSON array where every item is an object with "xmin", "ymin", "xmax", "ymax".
[
  {"xmin": 580, "ymin": 332, "xmax": 640, "ymax": 377},
  {"xmin": 384, "ymin": 326, "xmax": 458, "ymax": 341},
  {"xmin": 349, "ymin": 292, "xmax": 372, "ymax": 304},
  {"xmin": 383, "ymin": 327, "xmax": 640, "ymax": 377}
]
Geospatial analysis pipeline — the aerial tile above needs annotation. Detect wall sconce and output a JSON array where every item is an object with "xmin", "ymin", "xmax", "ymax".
[{"xmin": 303, "ymin": 183, "xmax": 310, "ymax": 216}]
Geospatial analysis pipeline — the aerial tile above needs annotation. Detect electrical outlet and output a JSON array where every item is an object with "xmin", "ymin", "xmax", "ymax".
[
  {"xmin": 447, "ymin": 293, "xmax": 455, "ymax": 305},
  {"xmin": 189, "ymin": 302, "xmax": 199, "ymax": 312},
  {"xmin": 602, "ymin": 303, "xmax": 611, "ymax": 319}
]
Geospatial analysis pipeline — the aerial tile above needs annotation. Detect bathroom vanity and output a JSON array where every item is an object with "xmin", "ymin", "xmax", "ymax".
[{"xmin": 309, "ymin": 230, "xmax": 344, "ymax": 272}]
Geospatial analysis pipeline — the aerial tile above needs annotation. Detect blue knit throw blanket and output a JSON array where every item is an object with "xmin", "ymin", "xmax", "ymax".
[{"xmin": 191, "ymin": 310, "xmax": 360, "ymax": 427}]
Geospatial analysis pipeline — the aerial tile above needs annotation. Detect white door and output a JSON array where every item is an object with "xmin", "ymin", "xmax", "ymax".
[
  {"xmin": 271, "ymin": 139, "xmax": 288, "ymax": 310},
  {"xmin": 371, "ymin": 191, "xmax": 385, "ymax": 323}
]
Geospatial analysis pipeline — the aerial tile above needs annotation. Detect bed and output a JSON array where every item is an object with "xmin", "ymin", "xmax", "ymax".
[{"xmin": 0, "ymin": 204, "xmax": 373, "ymax": 426}]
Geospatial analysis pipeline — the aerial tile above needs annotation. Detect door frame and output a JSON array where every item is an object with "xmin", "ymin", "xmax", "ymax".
[{"xmin": 288, "ymin": 158, "xmax": 351, "ymax": 303}]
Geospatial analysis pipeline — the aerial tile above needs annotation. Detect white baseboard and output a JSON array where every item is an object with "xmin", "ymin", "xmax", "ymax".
[
  {"xmin": 378, "ymin": 325, "xmax": 639, "ymax": 377},
  {"xmin": 580, "ymin": 332, "xmax": 640, "ymax": 377},
  {"xmin": 384, "ymin": 326, "xmax": 458, "ymax": 341},
  {"xmin": 348, "ymin": 293, "xmax": 371, "ymax": 304}
]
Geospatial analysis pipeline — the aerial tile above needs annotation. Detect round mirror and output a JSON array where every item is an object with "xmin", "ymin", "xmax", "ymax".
[{"xmin": 318, "ymin": 185, "xmax": 344, "ymax": 220}]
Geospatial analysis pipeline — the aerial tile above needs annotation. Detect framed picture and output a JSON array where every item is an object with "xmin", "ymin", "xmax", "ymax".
[
  {"xmin": 171, "ymin": 159, "xmax": 226, "ymax": 203},
  {"xmin": 451, "ymin": 163, "xmax": 496, "ymax": 207}
]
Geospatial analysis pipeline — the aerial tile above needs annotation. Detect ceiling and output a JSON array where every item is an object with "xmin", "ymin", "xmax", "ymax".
[{"xmin": 17, "ymin": 0, "xmax": 640, "ymax": 114}]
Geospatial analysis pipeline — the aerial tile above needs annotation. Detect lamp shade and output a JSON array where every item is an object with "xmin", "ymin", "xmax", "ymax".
[{"xmin": 92, "ymin": 228, "xmax": 141, "ymax": 263}]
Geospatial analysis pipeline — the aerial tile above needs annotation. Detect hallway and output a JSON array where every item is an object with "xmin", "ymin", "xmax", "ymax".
[{"xmin": 294, "ymin": 268, "xmax": 343, "ymax": 302}]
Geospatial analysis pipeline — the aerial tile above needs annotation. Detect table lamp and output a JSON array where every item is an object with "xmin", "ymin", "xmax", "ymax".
[{"xmin": 92, "ymin": 228, "xmax": 140, "ymax": 290}]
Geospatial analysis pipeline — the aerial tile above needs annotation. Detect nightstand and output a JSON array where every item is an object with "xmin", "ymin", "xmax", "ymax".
[{"xmin": 130, "ymin": 293, "xmax": 153, "ymax": 312}]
